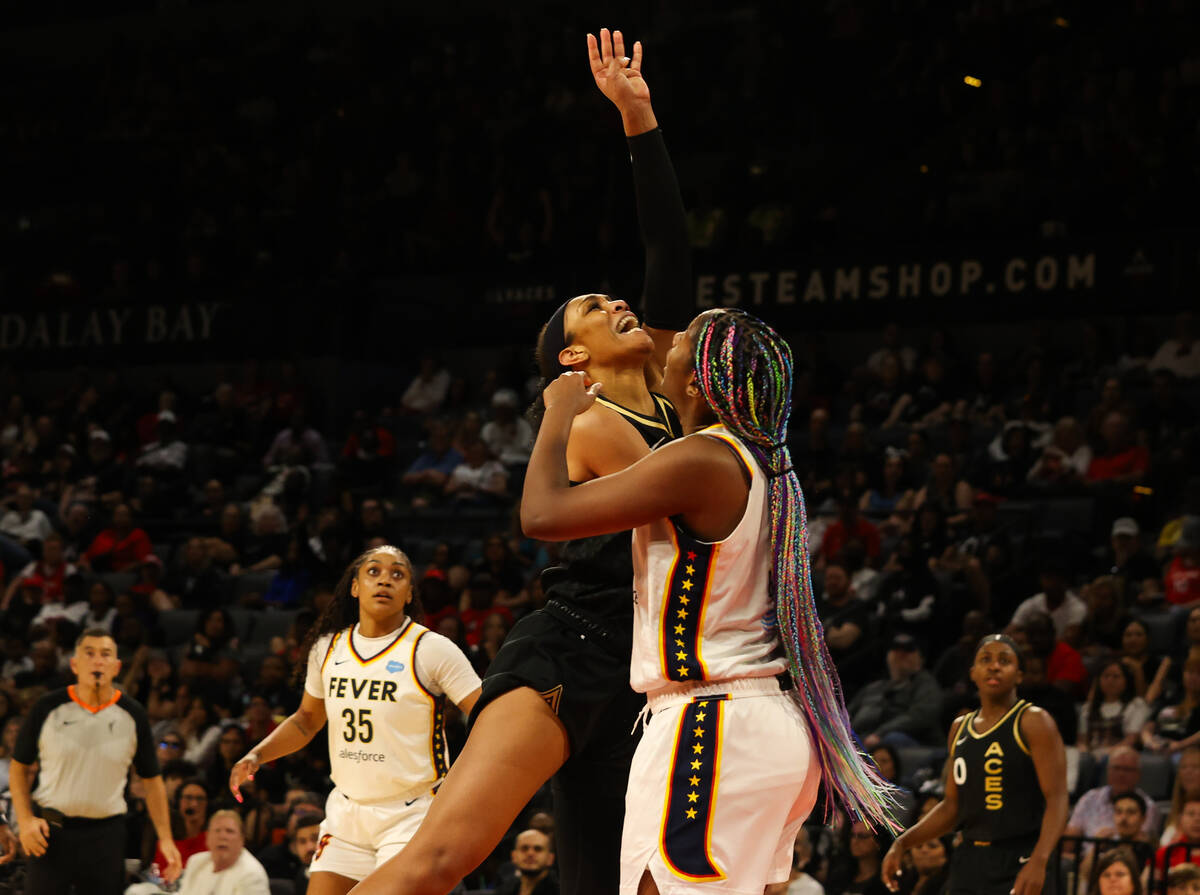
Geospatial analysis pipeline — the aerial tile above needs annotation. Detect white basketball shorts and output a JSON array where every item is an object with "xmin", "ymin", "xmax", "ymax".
[
  {"xmin": 620, "ymin": 678, "xmax": 820, "ymax": 895},
  {"xmin": 309, "ymin": 787, "xmax": 433, "ymax": 881}
]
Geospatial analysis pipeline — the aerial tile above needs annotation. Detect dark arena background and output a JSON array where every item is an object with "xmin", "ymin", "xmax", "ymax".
[{"xmin": 0, "ymin": 0, "xmax": 1198, "ymax": 893}]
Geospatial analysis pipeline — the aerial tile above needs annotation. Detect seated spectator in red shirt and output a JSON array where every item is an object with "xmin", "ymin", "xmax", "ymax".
[
  {"xmin": 1156, "ymin": 797, "xmax": 1200, "ymax": 873},
  {"xmin": 1166, "ymin": 518, "xmax": 1200, "ymax": 607},
  {"xmin": 81, "ymin": 503, "xmax": 153, "ymax": 572},
  {"xmin": 1020, "ymin": 611, "xmax": 1087, "ymax": 697},
  {"xmin": 0, "ymin": 532, "xmax": 74, "ymax": 609},
  {"xmin": 1088, "ymin": 412, "xmax": 1150, "ymax": 484},
  {"xmin": 821, "ymin": 490, "xmax": 881, "ymax": 563}
]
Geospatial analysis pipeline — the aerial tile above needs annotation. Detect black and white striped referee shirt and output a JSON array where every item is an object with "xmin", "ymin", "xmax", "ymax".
[{"xmin": 13, "ymin": 686, "xmax": 160, "ymax": 819}]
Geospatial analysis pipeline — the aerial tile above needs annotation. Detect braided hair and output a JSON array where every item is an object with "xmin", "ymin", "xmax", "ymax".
[
  {"xmin": 691, "ymin": 308, "xmax": 902, "ymax": 832},
  {"xmin": 292, "ymin": 545, "xmax": 422, "ymax": 686}
]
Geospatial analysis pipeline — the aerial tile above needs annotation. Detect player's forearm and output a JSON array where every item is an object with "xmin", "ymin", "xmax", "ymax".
[
  {"xmin": 629, "ymin": 128, "xmax": 692, "ymax": 331},
  {"xmin": 8, "ymin": 761, "xmax": 35, "ymax": 824},
  {"xmin": 142, "ymin": 776, "xmax": 175, "ymax": 843},
  {"xmin": 895, "ymin": 798, "xmax": 957, "ymax": 851},
  {"xmin": 621, "ymin": 104, "xmax": 657, "ymax": 137},
  {"xmin": 520, "ymin": 409, "xmax": 574, "ymax": 538},
  {"xmin": 251, "ymin": 708, "xmax": 321, "ymax": 763}
]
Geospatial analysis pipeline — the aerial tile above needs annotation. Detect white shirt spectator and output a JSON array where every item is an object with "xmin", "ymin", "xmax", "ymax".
[
  {"xmin": 1010, "ymin": 590, "xmax": 1088, "ymax": 639},
  {"xmin": 136, "ymin": 439, "xmax": 188, "ymax": 472},
  {"xmin": 0, "ymin": 508, "xmax": 53, "ymax": 544},
  {"xmin": 402, "ymin": 369, "xmax": 451, "ymax": 415},
  {"xmin": 178, "ymin": 849, "xmax": 269, "ymax": 895},
  {"xmin": 447, "ymin": 459, "xmax": 507, "ymax": 495},
  {"xmin": 1149, "ymin": 339, "xmax": 1200, "ymax": 379},
  {"xmin": 481, "ymin": 418, "xmax": 533, "ymax": 465},
  {"xmin": 32, "ymin": 600, "xmax": 89, "ymax": 628},
  {"xmin": 1077, "ymin": 698, "xmax": 1151, "ymax": 743}
]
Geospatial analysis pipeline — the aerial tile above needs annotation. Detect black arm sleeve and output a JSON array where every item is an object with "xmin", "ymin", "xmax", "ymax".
[
  {"xmin": 629, "ymin": 128, "xmax": 693, "ymax": 332},
  {"xmin": 12, "ymin": 690, "xmax": 63, "ymax": 764},
  {"xmin": 121, "ymin": 694, "xmax": 162, "ymax": 778}
]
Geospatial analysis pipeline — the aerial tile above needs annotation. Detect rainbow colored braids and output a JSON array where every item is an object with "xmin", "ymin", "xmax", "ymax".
[{"xmin": 692, "ymin": 309, "xmax": 903, "ymax": 833}]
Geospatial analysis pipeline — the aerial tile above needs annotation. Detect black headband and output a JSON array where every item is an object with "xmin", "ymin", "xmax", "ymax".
[
  {"xmin": 974, "ymin": 633, "xmax": 1025, "ymax": 670},
  {"xmin": 539, "ymin": 299, "xmax": 572, "ymax": 380}
]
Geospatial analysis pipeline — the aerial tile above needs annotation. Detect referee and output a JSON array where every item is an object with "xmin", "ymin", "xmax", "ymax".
[{"xmin": 9, "ymin": 627, "xmax": 182, "ymax": 894}]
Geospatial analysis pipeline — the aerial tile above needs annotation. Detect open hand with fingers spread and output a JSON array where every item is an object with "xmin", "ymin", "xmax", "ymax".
[{"xmin": 587, "ymin": 28, "xmax": 650, "ymax": 114}]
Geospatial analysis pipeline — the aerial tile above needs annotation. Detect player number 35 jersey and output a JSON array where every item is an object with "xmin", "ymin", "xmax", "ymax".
[{"xmin": 305, "ymin": 619, "xmax": 480, "ymax": 803}]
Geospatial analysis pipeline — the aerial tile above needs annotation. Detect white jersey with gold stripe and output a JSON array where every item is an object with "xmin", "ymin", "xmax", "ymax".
[
  {"xmin": 304, "ymin": 619, "xmax": 479, "ymax": 803},
  {"xmin": 630, "ymin": 424, "xmax": 787, "ymax": 696}
]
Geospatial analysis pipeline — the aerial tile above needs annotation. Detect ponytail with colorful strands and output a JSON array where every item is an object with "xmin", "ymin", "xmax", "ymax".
[{"xmin": 691, "ymin": 308, "xmax": 903, "ymax": 833}]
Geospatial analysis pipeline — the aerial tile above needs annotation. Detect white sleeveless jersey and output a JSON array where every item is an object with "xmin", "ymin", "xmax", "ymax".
[
  {"xmin": 630, "ymin": 424, "xmax": 787, "ymax": 696},
  {"xmin": 304, "ymin": 619, "xmax": 478, "ymax": 803}
]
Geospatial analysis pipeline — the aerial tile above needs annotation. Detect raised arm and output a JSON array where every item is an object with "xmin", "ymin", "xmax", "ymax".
[{"xmin": 589, "ymin": 29, "xmax": 692, "ymax": 382}]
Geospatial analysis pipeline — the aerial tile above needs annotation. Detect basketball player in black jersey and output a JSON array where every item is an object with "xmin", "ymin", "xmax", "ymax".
[
  {"xmin": 351, "ymin": 29, "xmax": 689, "ymax": 895},
  {"xmin": 882, "ymin": 635, "xmax": 1068, "ymax": 895}
]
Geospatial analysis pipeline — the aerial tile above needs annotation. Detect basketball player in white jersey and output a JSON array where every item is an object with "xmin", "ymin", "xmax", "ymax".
[
  {"xmin": 521, "ymin": 308, "xmax": 899, "ymax": 894},
  {"xmin": 230, "ymin": 546, "xmax": 481, "ymax": 895}
]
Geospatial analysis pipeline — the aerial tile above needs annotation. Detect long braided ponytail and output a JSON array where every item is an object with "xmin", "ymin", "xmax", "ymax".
[{"xmin": 692, "ymin": 309, "xmax": 902, "ymax": 832}]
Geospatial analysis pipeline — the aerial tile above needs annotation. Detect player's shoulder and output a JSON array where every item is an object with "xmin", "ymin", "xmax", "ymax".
[{"xmin": 308, "ymin": 627, "xmax": 349, "ymax": 662}]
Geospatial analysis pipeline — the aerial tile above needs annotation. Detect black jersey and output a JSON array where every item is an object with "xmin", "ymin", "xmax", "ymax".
[
  {"xmin": 951, "ymin": 699, "xmax": 1043, "ymax": 843},
  {"xmin": 540, "ymin": 392, "xmax": 682, "ymax": 634}
]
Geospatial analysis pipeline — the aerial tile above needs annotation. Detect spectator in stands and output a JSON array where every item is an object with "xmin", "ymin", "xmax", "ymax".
[
  {"xmin": 250, "ymin": 654, "xmax": 298, "ymax": 714},
  {"xmin": 822, "ymin": 489, "xmax": 882, "ymax": 564},
  {"xmin": 1089, "ymin": 847, "xmax": 1145, "ymax": 895},
  {"xmin": 875, "ymin": 534, "xmax": 940, "ymax": 643},
  {"xmin": 135, "ymin": 410, "xmax": 189, "ymax": 487},
  {"xmin": 827, "ymin": 821, "xmax": 889, "ymax": 895},
  {"xmin": 797, "ymin": 408, "xmax": 837, "ymax": 502},
  {"xmin": 1080, "ymin": 576, "xmax": 1128, "ymax": 656},
  {"xmin": 1099, "ymin": 519, "xmax": 1161, "ymax": 601},
  {"xmin": 401, "ymin": 353, "xmax": 451, "ymax": 416},
  {"xmin": 80, "ymin": 503, "xmax": 152, "ymax": 572},
  {"xmin": 785, "ymin": 827, "xmax": 824, "ymax": 895},
  {"xmin": 242, "ymin": 503, "xmax": 287, "ymax": 574},
  {"xmin": 164, "ymin": 537, "xmax": 223, "ymax": 608},
  {"xmin": 445, "ymin": 439, "xmax": 509, "ymax": 504},
  {"xmin": 458, "ymin": 573, "xmax": 514, "ymax": 646},
  {"xmin": 180, "ymin": 608, "xmax": 240, "ymax": 691},
  {"xmin": 262, "ymin": 411, "xmax": 328, "ymax": 469},
  {"xmin": 981, "ymin": 421, "xmax": 1039, "ymax": 497},
  {"xmin": 482, "ymin": 388, "xmax": 534, "ymax": 468},
  {"xmin": 206, "ymin": 723, "xmax": 251, "ymax": 807},
  {"xmin": 1166, "ymin": 863, "xmax": 1200, "ymax": 895},
  {"xmin": 1027, "ymin": 417, "xmax": 1092, "ymax": 491},
  {"xmin": 1142, "ymin": 657, "xmax": 1200, "ymax": 755},
  {"xmin": 496, "ymin": 828, "xmax": 558, "ymax": 895},
  {"xmin": 152, "ymin": 778, "xmax": 212, "ymax": 882},
  {"xmin": 860, "ymin": 351, "xmax": 909, "ymax": 430},
  {"xmin": 1120, "ymin": 618, "xmax": 1168, "ymax": 698},
  {"xmin": 1160, "ymin": 748, "xmax": 1200, "ymax": 846},
  {"xmin": 1165, "ymin": 518, "xmax": 1200, "ymax": 607},
  {"xmin": 1065, "ymin": 746, "xmax": 1162, "ymax": 842},
  {"xmin": 1141, "ymin": 370, "xmax": 1193, "ymax": 459},
  {"xmin": 1078, "ymin": 660, "xmax": 1151, "ymax": 758},
  {"xmin": 1149, "ymin": 313, "xmax": 1200, "ymax": 380},
  {"xmin": 257, "ymin": 810, "xmax": 323, "ymax": 892},
  {"xmin": 400, "ymin": 421, "xmax": 462, "ymax": 508},
  {"xmin": 57, "ymin": 501, "xmax": 93, "ymax": 561},
  {"xmin": 868, "ymin": 745, "xmax": 916, "ymax": 825},
  {"xmin": 1088, "ymin": 412, "xmax": 1150, "ymax": 486},
  {"xmin": 0, "ymin": 482, "xmax": 53, "ymax": 549},
  {"xmin": 13, "ymin": 641, "xmax": 70, "ymax": 692},
  {"xmin": 469, "ymin": 611, "xmax": 513, "ymax": 676},
  {"xmin": 1, "ymin": 531, "xmax": 74, "ymax": 609},
  {"xmin": 207, "ymin": 503, "xmax": 248, "ymax": 571},
  {"xmin": 178, "ymin": 810, "xmax": 270, "ymax": 895},
  {"xmin": 868, "ymin": 324, "xmax": 918, "ymax": 377},
  {"xmin": 472, "ymin": 534, "xmax": 529, "ymax": 611},
  {"xmin": 82, "ymin": 577, "xmax": 118, "ymax": 631},
  {"xmin": 175, "ymin": 695, "xmax": 223, "ymax": 768},
  {"xmin": 1087, "ymin": 379, "xmax": 1140, "ymax": 444},
  {"xmin": 816, "ymin": 563, "xmax": 873, "ymax": 689},
  {"xmin": 858, "ymin": 450, "xmax": 914, "ymax": 520},
  {"xmin": 1154, "ymin": 798, "xmax": 1200, "ymax": 874},
  {"xmin": 1020, "ymin": 611, "xmax": 1088, "ymax": 696},
  {"xmin": 73, "ymin": 428, "xmax": 125, "ymax": 507},
  {"xmin": 191, "ymin": 382, "xmax": 252, "ymax": 480},
  {"xmin": 1010, "ymin": 557, "xmax": 1087, "ymax": 642},
  {"xmin": 340, "ymin": 411, "xmax": 397, "ymax": 489},
  {"xmin": 849, "ymin": 633, "xmax": 943, "ymax": 748}
]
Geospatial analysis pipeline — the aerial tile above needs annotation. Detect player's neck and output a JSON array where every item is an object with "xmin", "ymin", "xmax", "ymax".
[
  {"xmin": 590, "ymin": 365, "xmax": 656, "ymax": 415},
  {"xmin": 977, "ymin": 691, "xmax": 1019, "ymax": 720},
  {"xmin": 357, "ymin": 614, "xmax": 407, "ymax": 638}
]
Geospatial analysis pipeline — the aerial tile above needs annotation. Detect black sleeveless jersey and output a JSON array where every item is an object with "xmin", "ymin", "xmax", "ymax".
[
  {"xmin": 951, "ymin": 699, "xmax": 1044, "ymax": 843},
  {"xmin": 540, "ymin": 392, "xmax": 682, "ymax": 635}
]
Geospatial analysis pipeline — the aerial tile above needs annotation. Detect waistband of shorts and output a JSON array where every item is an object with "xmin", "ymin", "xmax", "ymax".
[
  {"xmin": 959, "ymin": 835, "xmax": 1038, "ymax": 851},
  {"xmin": 337, "ymin": 778, "xmax": 440, "ymax": 806},
  {"xmin": 543, "ymin": 599, "xmax": 629, "ymax": 652},
  {"xmin": 647, "ymin": 675, "xmax": 787, "ymax": 712}
]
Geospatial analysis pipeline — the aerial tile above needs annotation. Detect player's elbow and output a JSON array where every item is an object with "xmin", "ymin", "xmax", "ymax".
[{"xmin": 520, "ymin": 503, "xmax": 561, "ymax": 540}]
